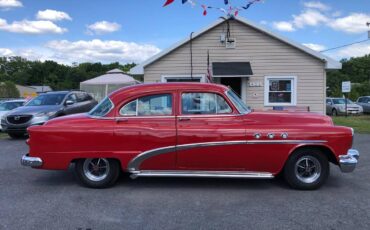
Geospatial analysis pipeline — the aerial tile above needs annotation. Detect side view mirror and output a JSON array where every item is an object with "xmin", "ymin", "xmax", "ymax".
[
  {"xmin": 327, "ymin": 102, "xmax": 332, "ymax": 105},
  {"xmin": 65, "ymin": 100, "xmax": 75, "ymax": 106}
]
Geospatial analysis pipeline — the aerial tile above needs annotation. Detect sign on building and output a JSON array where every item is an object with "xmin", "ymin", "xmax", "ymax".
[{"xmin": 342, "ymin": 81, "xmax": 351, "ymax": 93}]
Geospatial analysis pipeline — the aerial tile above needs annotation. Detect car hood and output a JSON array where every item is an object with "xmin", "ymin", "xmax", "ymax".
[
  {"xmin": 246, "ymin": 111, "xmax": 333, "ymax": 126},
  {"xmin": 7, "ymin": 105, "xmax": 62, "ymax": 116}
]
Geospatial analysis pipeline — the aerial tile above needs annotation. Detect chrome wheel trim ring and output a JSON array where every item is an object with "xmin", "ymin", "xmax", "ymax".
[
  {"xmin": 83, "ymin": 158, "xmax": 110, "ymax": 182},
  {"xmin": 294, "ymin": 156, "xmax": 321, "ymax": 184}
]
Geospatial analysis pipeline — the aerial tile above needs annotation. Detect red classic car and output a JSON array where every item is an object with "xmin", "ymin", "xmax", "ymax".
[{"xmin": 21, "ymin": 83, "xmax": 359, "ymax": 190}]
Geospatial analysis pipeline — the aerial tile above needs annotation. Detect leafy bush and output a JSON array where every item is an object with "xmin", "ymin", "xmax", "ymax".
[{"xmin": 0, "ymin": 81, "xmax": 20, "ymax": 98}]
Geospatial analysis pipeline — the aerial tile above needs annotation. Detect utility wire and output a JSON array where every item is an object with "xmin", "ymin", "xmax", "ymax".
[{"xmin": 320, "ymin": 39, "xmax": 369, "ymax": 53}]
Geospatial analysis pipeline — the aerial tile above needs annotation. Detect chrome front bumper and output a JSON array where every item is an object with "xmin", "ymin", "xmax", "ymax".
[
  {"xmin": 339, "ymin": 149, "xmax": 360, "ymax": 173},
  {"xmin": 21, "ymin": 154, "xmax": 43, "ymax": 167}
]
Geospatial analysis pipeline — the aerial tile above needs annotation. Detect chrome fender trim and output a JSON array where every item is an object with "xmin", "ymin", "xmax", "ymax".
[{"xmin": 127, "ymin": 140, "xmax": 327, "ymax": 172}]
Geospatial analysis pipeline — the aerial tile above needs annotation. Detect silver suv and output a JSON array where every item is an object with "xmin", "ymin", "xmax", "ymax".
[
  {"xmin": 326, "ymin": 98, "xmax": 363, "ymax": 116},
  {"xmin": 1, "ymin": 91, "xmax": 97, "ymax": 138}
]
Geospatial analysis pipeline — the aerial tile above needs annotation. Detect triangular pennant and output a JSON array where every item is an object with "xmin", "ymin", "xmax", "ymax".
[{"xmin": 163, "ymin": 0, "xmax": 175, "ymax": 7}]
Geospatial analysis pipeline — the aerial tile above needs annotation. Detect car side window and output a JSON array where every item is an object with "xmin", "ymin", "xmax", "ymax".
[
  {"xmin": 326, "ymin": 99, "xmax": 332, "ymax": 104},
  {"xmin": 120, "ymin": 94, "xmax": 173, "ymax": 116},
  {"xmin": 85, "ymin": 93, "xmax": 93, "ymax": 101},
  {"xmin": 75, "ymin": 92, "xmax": 84, "ymax": 102},
  {"xmin": 66, "ymin": 94, "xmax": 77, "ymax": 103},
  {"xmin": 357, "ymin": 97, "xmax": 363, "ymax": 103},
  {"xmin": 182, "ymin": 93, "xmax": 232, "ymax": 115}
]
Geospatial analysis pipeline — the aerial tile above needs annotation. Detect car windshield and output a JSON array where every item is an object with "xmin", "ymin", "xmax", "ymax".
[
  {"xmin": 89, "ymin": 97, "xmax": 113, "ymax": 117},
  {"xmin": 332, "ymin": 99, "xmax": 354, "ymax": 104},
  {"xmin": 26, "ymin": 94, "xmax": 66, "ymax": 106},
  {"xmin": 226, "ymin": 89, "xmax": 250, "ymax": 114},
  {"xmin": 0, "ymin": 103, "xmax": 8, "ymax": 111},
  {"xmin": 0, "ymin": 102, "xmax": 22, "ymax": 111}
]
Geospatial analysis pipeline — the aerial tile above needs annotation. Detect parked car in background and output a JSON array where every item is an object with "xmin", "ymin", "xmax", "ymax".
[
  {"xmin": 1, "ymin": 91, "xmax": 97, "ymax": 138},
  {"xmin": 326, "ymin": 98, "xmax": 363, "ymax": 116},
  {"xmin": 0, "ymin": 99, "xmax": 26, "ymax": 131},
  {"xmin": 21, "ymin": 83, "xmax": 359, "ymax": 190},
  {"xmin": 356, "ymin": 96, "xmax": 370, "ymax": 114}
]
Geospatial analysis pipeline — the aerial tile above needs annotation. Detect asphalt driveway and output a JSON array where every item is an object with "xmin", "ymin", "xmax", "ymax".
[{"xmin": 0, "ymin": 134, "xmax": 369, "ymax": 230}]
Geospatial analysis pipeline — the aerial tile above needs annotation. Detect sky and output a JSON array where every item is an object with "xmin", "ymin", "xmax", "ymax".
[{"xmin": 0, "ymin": 0, "xmax": 369, "ymax": 65}]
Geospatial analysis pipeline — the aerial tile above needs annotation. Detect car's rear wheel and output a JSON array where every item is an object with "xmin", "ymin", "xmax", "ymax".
[
  {"xmin": 75, "ymin": 158, "xmax": 120, "ymax": 188},
  {"xmin": 8, "ymin": 133, "xmax": 25, "ymax": 139},
  {"xmin": 284, "ymin": 148, "xmax": 329, "ymax": 190}
]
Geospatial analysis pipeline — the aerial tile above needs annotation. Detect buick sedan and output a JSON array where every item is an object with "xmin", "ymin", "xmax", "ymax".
[{"xmin": 21, "ymin": 83, "xmax": 359, "ymax": 190}]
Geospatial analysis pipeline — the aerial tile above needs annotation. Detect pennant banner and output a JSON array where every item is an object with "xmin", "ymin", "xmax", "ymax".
[{"xmin": 163, "ymin": 0, "xmax": 263, "ymax": 17}]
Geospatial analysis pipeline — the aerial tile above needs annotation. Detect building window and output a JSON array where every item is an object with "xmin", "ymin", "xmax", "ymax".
[
  {"xmin": 264, "ymin": 76, "xmax": 297, "ymax": 106},
  {"xmin": 161, "ymin": 75, "xmax": 206, "ymax": 83}
]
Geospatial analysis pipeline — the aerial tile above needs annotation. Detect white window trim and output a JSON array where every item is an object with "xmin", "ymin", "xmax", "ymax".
[
  {"xmin": 264, "ymin": 76, "xmax": 297, "ymax": 106},
  {"xmin": 161, "ymin": 74, "xmax": 206, "ymax": 83}
]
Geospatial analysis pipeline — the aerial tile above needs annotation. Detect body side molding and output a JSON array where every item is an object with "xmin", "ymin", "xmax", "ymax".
[
  {"xmin": 127, "ymin": 140, "xmax": 327, "ymax": 172},
  {"xmin": 130, "ymin": 170, "xmax": 274, "ymax": 179}
]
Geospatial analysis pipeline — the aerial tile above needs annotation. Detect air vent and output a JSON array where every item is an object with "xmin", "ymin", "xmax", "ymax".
[{"xmin": 225, "ymin": 38, "xmax": 236, "ymax": 49}]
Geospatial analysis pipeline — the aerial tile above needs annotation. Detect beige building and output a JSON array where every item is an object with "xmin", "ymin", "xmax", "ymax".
[
  {"xmin": 130, "ymin": 17, "xmax": 341, "ymax": 114},
  {"xmin": 16, "ymin": 85, "xmax": 52, "ymax": 98},
  {"xmin": 15, "ymin": 85, "xmax": 38, "ymax": 98}
]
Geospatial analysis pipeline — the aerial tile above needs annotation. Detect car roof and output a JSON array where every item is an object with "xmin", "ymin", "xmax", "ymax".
[
  {"xmin": 43, "ymin": 91, "xmax": 69, "ymax": 94},
  {"xmin": 109, "ymin": 83, "xmax": 230, "ymax": 104}
]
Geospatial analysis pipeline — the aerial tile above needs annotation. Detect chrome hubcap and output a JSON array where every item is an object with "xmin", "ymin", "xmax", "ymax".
[
  {"xmin": 83, "ymin": 158, "xmax": 110, "ymax": 182},
  {"xmin": 295, "ymin": 156, "xmax": 321, "ymax": 184}
]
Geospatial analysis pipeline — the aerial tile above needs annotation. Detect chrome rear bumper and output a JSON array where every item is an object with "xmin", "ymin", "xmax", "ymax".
[
  {"xmin": 339, "ymin": 149, "xmax": 359, "ymax": 173},
  {"xmin": 21, "ymin": 154, "xmax": 43, "ymax": 167}
]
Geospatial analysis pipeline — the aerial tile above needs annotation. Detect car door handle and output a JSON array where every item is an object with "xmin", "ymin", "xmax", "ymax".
[
  {"xmin": 179, "ymin": 117, "xmax": 191, "ymax": 121},
  {"xmin": 115, "ymin": 118, "xmax": 128, "ymax": 123}
]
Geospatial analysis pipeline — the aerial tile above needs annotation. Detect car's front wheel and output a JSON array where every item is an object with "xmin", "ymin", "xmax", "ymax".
[
  {"xmin": 75, "ymin": 158, "xmax": 120, "ymax": 188},
  {"xmin": 284, "ymin": 148, "xmax": 329, "ymax": 190}
]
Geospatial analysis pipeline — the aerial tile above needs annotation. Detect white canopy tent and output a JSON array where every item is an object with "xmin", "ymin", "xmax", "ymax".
[{"xmin": 80, "ymin": 69, "xmax": 140, "ymax": 102}]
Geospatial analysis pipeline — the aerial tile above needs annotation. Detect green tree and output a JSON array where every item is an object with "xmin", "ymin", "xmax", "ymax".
[
  {"xmin": 0, "ymin": 55, "xmax": 137, "ymax": 91},
  {"xmin": 0, "ymin": 81, "xmax": 20, "ymax": 98},
  {"xmin": 327, "ymin": 54, "xmax": 370, "ymax": 100}
]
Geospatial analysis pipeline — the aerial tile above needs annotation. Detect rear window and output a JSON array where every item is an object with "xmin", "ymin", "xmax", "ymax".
[
  {"xmin": 76, "ymin": 92, "xmax": 93, "ymax": 102},
  {"xmin": 89, "ymin": 97, "xmax": 113, "ymax": 117}
]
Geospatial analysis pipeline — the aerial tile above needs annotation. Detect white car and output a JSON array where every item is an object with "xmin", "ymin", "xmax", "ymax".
[{"xmin": 0, "ymin": 99, "xmax": 26, "ymax": 131}]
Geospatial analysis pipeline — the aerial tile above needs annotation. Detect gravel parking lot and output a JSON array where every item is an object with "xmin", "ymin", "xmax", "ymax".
[{"xmin": 0, "ymin": 134, "xmax": 369, "ymax": 230}]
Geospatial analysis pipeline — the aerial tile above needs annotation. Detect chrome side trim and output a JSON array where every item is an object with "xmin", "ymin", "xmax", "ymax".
[
  {"xmin": 128, "ymin": 145, "xmax": 177, "ymax": 171},
  {"xmin": 246, "ymin": 140, "xmax": 327, "ymax": 144},
  {"xmin": 127, "ymin": 140, "xmax": 327, "ymax": 171},
  {"xmin": 176, "ymin": 140, "xmax": 246, "ymax": 152},
  {"xmin": 130, "ymin": 170, "xmax": 274, "ymax": 179}
]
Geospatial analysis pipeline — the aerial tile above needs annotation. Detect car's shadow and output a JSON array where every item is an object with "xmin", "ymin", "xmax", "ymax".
[
  {"xmin": 31, "ymin": 167, "xmax": 289, "ymax": 190},
  {"xmin": 31, "ymin": 167, "xmax": 344, "ymax": 191},
  {"xmin": 118, "ymin": 175, "xmax": 289, "ymax": 190}
]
